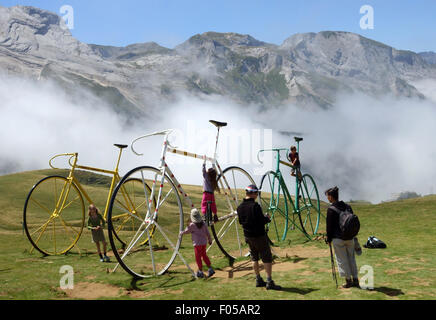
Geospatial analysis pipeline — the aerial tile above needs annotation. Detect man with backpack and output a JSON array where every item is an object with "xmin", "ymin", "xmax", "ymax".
[{"xmin": 325, "ymin": 186, "xmax": 360, "ymax": 288}]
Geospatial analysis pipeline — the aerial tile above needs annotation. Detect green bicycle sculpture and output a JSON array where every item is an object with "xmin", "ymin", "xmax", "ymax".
[{"xmin": 257, "ymin": 137, "xmax": 322, "ymax": 244}]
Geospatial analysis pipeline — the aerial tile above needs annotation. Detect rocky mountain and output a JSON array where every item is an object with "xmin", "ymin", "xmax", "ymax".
[
  {"xmin": 419, "ymin": 51, "xmax": 436, "ymax": 65},
  {"xmin": 1, "ymin": 5, "xmax": 436, "ymax": 115}
]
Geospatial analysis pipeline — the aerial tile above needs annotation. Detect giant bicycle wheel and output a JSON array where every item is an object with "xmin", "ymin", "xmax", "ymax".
[
  {"xmin": 297, "ymin": 174, "xmax": 321, "ymax": 236},
  {"xmin": 23, "ymin": 176, "xmax": 85, "ymax": 256},
  {"xmin": 259, "ymin": 171, "xmax": 289, "ymax": 245},
  {"xmin": 211, "ymin": 166, "xmax": 255, "ymax": 262},
  {"xmin": 110, "ymin": 178, "xmax": 156, "ymax": 247},
  {"xmin": 108, "ymin": 166, "xmax": 183, "ymax": 279}
]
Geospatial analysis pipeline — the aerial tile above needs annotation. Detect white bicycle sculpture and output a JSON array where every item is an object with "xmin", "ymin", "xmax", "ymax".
[{"xmin": 107, "ymin": 120, "xmax": 255, "ymax": 278}]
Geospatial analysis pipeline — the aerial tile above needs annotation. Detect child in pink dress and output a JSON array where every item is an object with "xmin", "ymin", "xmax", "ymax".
[
  {"xmin": 180, "ymin": 209, "xmax": 215, "ymax": 278},
  {"xmin": 201, "ymin": 159, "xmax": 220, "ymax": 223}
]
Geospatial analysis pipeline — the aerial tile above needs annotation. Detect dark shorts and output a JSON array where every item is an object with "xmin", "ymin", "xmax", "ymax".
[{"xmin": 245, "ymin": 234, "xmax": 273, "ymax": 263}]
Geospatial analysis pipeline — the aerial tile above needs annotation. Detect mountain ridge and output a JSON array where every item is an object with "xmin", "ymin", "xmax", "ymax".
[{"xmin": 1, "ymin": 5, "xmax": 435, "ymax": 114}]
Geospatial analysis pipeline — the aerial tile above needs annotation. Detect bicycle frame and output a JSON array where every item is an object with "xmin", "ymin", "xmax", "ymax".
[
  {"xmin": 48, "ymin": 147, "xmax": 125, "ymax": 221},
  {"xmin": 132, "ymin": 129, "xmax": 240, "ymax": 224},
  {"xmin": 258, "ymin": 141, "xmax": 312, "ymax": 240}
]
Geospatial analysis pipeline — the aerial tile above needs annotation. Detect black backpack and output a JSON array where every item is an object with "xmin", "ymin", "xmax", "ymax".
[
  {"xmin": 364, "ymin": 236, "xmax": 387, "ymax": 249},
  {"xmin": 330, "ymin": 206, "xmax": 360, "ymax": 239}
]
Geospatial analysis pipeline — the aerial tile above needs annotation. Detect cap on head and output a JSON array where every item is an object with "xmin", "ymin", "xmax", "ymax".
[
  {"xmin": 245, "ymin": 184, "xmax": 259, "ymax": 194},
  {"xmin": 190, "ymin": 208, "xmax": 203, "ymax": 223}
]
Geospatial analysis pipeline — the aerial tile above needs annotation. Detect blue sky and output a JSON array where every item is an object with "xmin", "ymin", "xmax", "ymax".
[{"xmin": 2, "ymin": 0, "xmax": 436, "ymax": 52}]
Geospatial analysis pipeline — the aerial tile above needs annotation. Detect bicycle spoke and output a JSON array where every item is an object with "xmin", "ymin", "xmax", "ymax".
[
  {"xmin": 24, "ymin": 176, "xmax": 85, "ymax": 256},
  {"xmin": 216, "ymin": 217, "xmax": 237, "ymax": 242},
  {"xmin": 140, "ymin": 170, "xmax": 153, "ymax": 219},
  {"xmin": 113, "ymin": 201, "xmax": 145, "ymax": 224},
  {"xmin": 114, "ymin": 197, "xmax": 131, "ymax": 212},
  {"xmin": 114, "ymin": 215, "xmax": 131, "ymax": 233},
  {"xmin": 30, "ymin": 216, "xmax": 53, "ymax": 238},
  {"xmin": 231, "ymin": 170, "xmax": 238, "ymax": 203},
  {"xmin": 53, "ymin": 218, "xmax": 56, "ymax": 254},
  {"xmin": 30, "ymin": 198, "xmax": 52, "ymax": 216},
  {"xmin": 159, "ymin": 188, "xmax": 174, "ymax": 208},
  {"xmin": 58, "ymin": 216, "xmax": 81, "ymax": 235},
  {"xmin": 61, "ymin": 195, "xmax": 81, "ymax": 212},
  {"xmin": 120, "ymin": 222, "xmax": 149, "ymax": 260}
]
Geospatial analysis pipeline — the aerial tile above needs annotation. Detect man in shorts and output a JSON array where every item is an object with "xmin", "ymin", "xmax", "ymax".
[{"xmin": 237, "ymin": 185, "xmax": 281, "ymax": 290}]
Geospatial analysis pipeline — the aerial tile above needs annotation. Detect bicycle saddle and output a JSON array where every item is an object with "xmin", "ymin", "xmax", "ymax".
[
  {"xmin": 294, "ymin": 137, "xmax": 303, "ymax": 142},
  {"xmin": 114, "ymin": 144, "xmax": 128, "ymax": 149},
  {"xmin": 209, "ymin": 120, "xmax": 227, "ymax": 128}
]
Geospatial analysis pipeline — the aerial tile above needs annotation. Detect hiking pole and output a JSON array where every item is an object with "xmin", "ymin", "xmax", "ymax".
[{"xmin": 328, "ymin": 242, "xmax": 338, "ymax": 289}]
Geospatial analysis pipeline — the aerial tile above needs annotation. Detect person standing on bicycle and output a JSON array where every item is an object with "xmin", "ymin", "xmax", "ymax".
[
  {"xmin": 201, "ymin": 158, "xmax": 219, "ymax": 223},
  {"xmin": 325, "ymin": 186, "xmax": 360, "ymax": 288},
  {"xmin": 288, "ymin": 146, "xmax": 301, "ymax": 180},
  {"xmin": 237, "ymin": 185, "xmax": 282, "ymax": 291}
]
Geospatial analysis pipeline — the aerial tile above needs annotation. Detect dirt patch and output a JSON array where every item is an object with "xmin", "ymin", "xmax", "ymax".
[
  {"xmin": 383, "ymin": 257, "xmax": 404, "ymax": 263},
  {"xmin": 61, "ymin": 281, "xmax": 187, "ymax": 300},
  {"xmin": 214, "ymin": 260, "xmax": 255, "ymax": 279},
  {"xmin": 386, "ymin": 267, "xmax": 425, "ymax": 275},
  {"xmin": 385, "ymin": 269, "xmax": 408, "ymax": 275},
  {"xmin": 272, "ymin": 245, "xmax": 330, "ymax": 259},
  {"xmin": 412, "ymin": 278, "xmax": 431, "ymax": 287},
  {"xmin": 63, "ymin": 282, "xmax": 124, "ymax": 300},
  {"xmin": 173, "ymin": 244, "xmax": 330, "ymax": 281}
]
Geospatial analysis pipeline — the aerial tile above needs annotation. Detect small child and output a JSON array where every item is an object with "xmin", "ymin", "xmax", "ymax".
[
  {"xmin": 180, "ymin": 209, "xmax": 215, "ymax": 278},
  {"xmin": 201, "ymin": 159, "xmax": 220, "ymax": 223},
  {"xmin": 87, "ymin": 204, "xmax": 110, "ymax": 262},
  {"xmin": 288, "ymin": 146, "xmax": 301, "ymax": 179}
]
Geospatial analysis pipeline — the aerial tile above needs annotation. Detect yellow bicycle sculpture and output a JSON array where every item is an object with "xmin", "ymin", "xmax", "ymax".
[{"xmin": 23, "ymin": 144, "xmax": 154, "ymax": 256}]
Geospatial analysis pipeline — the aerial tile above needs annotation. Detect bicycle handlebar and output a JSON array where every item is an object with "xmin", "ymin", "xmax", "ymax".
[
  {"xmin": 257, "ymin": 148, "xmax": 289, "ymax": 164},
  {"xmin": 49, "ymin": 153, "xmax": 77, "ymax": 170},
  {"xmin": 131, "ymin": 129, "xmax": 174, "ymax": 156}
]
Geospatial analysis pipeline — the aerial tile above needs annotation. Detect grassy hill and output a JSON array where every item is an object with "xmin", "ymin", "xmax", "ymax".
[{"xmin": 0, "ymin": 169, "xmax": 435, "ymax": 300}]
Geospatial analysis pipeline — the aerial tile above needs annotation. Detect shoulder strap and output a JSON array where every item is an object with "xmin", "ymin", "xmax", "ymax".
[
  {"xmin": 329, "ymin": 205, "xmax": 341, "ymax": 213},
  {"xmin": 329, "ymin": 205, "xmax": 353, "ymax": 214}
]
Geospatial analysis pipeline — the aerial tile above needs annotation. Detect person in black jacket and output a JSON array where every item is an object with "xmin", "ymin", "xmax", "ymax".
[
  {"xmin": 325, "ymin": 186, "xmax": 359, "ymax": 288},
  {"xmin": 237, "ymin": 185, "xmax": 281, "ymax": 291}
]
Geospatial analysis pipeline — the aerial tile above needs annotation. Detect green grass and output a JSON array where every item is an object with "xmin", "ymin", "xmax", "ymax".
[{"xmin": 0, "ymin": 169, "xmax": 435, "ymax": 300}]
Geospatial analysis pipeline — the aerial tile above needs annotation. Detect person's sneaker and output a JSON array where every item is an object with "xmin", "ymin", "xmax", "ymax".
[
  {"xmin": 342, "ymin": 279, "xmax": 353, "ymax": 289},
  {"xmin": 196, "ymin": 271, "xmax": 205, "ymax": 279},
  {"xmin": 207, "ymin": 268, "xmax": 215, "ymax": 278},
  {"xmin": 104, "ymin": 255, "xmax": 111, "ymax": 262},
  {"xmin": 266, "ymin": 280, "xmax": 282, "ymax": 291},
  {"xmin": 99, "ymin": 257, "xmax": 104, "ymax": 262},
  {"xmin": 256, "ymin": 277, "xmax": 266, "ymax": 287},
  {"xmin": 352, "ymin": 278, "xmax": 360, "ymax": 288}
]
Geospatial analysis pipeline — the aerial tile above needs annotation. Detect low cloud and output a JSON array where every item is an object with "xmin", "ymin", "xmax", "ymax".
[{"xmin": 1, "ymin": 75, "xmax": 436, "ymax": 204}]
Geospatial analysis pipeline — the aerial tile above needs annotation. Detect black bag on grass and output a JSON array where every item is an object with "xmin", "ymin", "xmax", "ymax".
[{"xmin": 364, "ymin": 236, "xmax": 387, "ymax": 249}]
